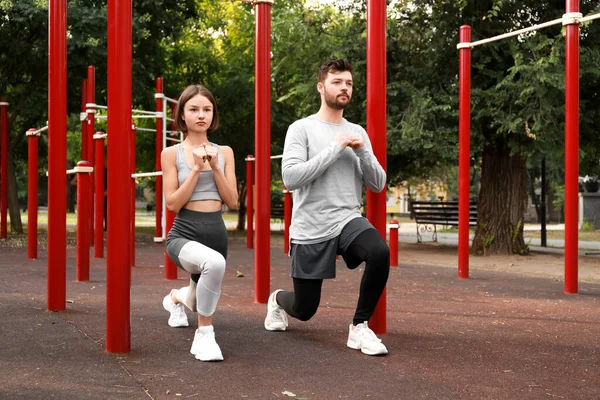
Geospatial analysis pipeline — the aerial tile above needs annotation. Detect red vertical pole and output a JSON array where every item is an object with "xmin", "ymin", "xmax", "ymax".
[
  {"xmin": 106, "ymin": 0, "xmax": 132, "ymax": 353},
  {"xmin": 564, "ymin": 1, "xmax": 580, "ymax": 294},
  {"xmin": 0, "ymin": 99, "xmax": 8, "ymax": 239},
  {"xmin": 27, "ymin": 129, "xmax": 39, "ymax": 259},
  {"xmin": 458, "ymin": 26, "xmax": 472, "ymax": 280},
  {"xmin": 81, "ymin": 80, "xmax": 87, "ymax": 160},
  {"xmin": 94, "ymin": 132, "xmax": 106, "ymax": 258},
  {"xmin": 283, "ymin": 187, "xmax": 291, "ymax": 254},
  {"xmin": 164, "ymin": 103, "xmax": 177, "ymax": 279},
  {"xmin": 388, "ymin": 220, "xmax": 398, "ymax": 268},
  {"xmin": 254, "ymin": 0, "xmax": 272, "ymax": 304},
  {"xmin": 130, "ymin": 122, "xmax": 136, "ymax": 267},
  {"xmin": 165, "ymin": 208, "xmax": 177, "ymax": 279},
  {"xmin": 86, "ymin": 66, "xmax": 96, "ymax": 244},
  {"xmin": 246, "ymin": 156, "xmax": 254, "ymax": 249},
  {"xmin": 155, "ymin": 78, "xmax": 164, "ymax": 242},
  {"xmin": 76, "ymin": 161, "xmax": 93, "ymax": 281},
  {"xmin": 366, "ymin": 0, "xmax": 387, "ymax": 334},
  {"xmin": 47, "ymin": 0, "xmax": 67, "ymax": 311}
]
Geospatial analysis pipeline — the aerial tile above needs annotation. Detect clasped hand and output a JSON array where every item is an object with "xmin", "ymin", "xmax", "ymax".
[
  {"xmin": 192, "ymin": 143, "xmax": 218, "ymax": 170},
  {"xmin": 335, "ymin": 132, "xmax": 364, "ymax": 149}
]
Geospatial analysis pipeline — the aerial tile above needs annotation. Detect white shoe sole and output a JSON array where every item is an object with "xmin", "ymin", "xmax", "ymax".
[
  {"xmin": 191, "ymin": 341, "xmax": 224, "ymax": 361},
  {"xmin": 195, "ymin": 353, "xmax": 224, "ymax": 362},
  {"xmin": 264, "ymin": 322, "xmax": 287, "ymax": 331},
  {"xmin": 167, "ymin": 319, "xmax": 189, "ymax": 328},
  {"xmin": 347, "ymin": 339, "xmax": 388, "ymax": 356}
]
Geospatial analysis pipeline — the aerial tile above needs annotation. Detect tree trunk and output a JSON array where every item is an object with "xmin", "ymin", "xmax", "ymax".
[
  {"xmin": 7, "ymin": 145, "xmax": 23, "ymax": 233},
  {"xmin": 472, "ymin": 140, "xmax": 528, "ymax": 256},
  {"xmin": 237, "ymin": 184, "xmax": 247, "ymax": 231}
]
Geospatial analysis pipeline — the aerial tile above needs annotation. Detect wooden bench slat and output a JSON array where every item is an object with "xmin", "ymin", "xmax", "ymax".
[
  {"xmin": 410, "ymin": 200, "xmax": 478, "ymax": 243},
  {"xmin": 271, "ymin": 204, "xmax": 285, "ymax": 221}
]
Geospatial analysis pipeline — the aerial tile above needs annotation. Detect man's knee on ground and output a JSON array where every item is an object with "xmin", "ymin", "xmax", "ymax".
[{"xmin": 296, "ymin": 306, "xmax": 318, "ymax": 322}]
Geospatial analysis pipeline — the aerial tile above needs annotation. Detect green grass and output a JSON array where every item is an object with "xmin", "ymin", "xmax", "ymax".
[
  {"xmin": 13, "ymin": 210, "xmax": 276, "ymax": 223},
  {"xmin": 524, "ymin": 230, "xmax": 600, "ymax": 242},
  {"xmin": 16, "ymin": 210, "xmax": 237, "ymax": 224}
]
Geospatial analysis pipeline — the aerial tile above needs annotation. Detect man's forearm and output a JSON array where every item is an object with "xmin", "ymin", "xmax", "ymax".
[{"xmin": 282, "ymin": 142, "xmax": 344, "ymax": 191}]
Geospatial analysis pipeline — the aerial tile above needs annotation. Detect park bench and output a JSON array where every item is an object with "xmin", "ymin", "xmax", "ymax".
[
  {"xmin": 271, "ymin": 203, "xmax": 285, "ymax": 223},
  {"xmin": 409, "ymin": 200, "xmax": 477, "ymax": 243}
]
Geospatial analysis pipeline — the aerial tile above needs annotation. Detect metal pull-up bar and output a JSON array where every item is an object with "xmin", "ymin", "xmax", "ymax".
[
  {"xmin": 457, "ymin": 2, "xmax": 595, "ymax": 294},
  {"xmin": 456, "ymin": 12, "xmax": 600, "ymax": 49}
]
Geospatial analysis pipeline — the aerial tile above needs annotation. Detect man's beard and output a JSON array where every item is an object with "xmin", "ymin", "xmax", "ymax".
[{"xmin": 324, "ymin": 90, "xmax": 350, "ymax": 110}]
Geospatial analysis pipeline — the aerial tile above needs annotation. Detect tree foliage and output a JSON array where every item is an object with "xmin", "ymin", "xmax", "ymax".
[
  {"xmin": 382, "ymin": 0, "xmax": 600, "ymax": 254},
  {"xmin": 2, "ymin": 0, "xmax": 600, "ymax": 250}
]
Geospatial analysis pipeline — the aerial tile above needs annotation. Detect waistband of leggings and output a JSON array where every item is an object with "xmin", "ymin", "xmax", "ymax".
[{"xmin": 176, "ymin": 208, "xmax": 223, "ymax": 223}]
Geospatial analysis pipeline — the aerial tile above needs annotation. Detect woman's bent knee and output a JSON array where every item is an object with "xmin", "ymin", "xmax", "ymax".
[
  {"xmin": 178, "ymin": 241, "xmax": 227, "ymax": 277},
  {"xmin": 204, "ymin": 253, "xmax": 227, "ymax": 280}
]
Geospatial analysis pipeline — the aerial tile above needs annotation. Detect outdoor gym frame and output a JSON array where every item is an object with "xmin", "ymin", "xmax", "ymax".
[
  {"xmin": 248, "ymin": 0, "xmax": 389, "ymax": 333},
  {"xmin": 457, "ymin": 0, "xmax": 600, "ymax": 294},
  {"xmin": 41, "ymin": 0, "xmax": 388, "ymax": 353},
  {"xmin": 49, "ymin": 0, "xmax": 133, "ymax": 352}
]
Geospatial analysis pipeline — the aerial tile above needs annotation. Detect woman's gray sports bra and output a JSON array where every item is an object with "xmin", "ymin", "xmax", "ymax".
[{"xmin": 175, "ymin": 143, "xmax": 225, "ymax": 202}]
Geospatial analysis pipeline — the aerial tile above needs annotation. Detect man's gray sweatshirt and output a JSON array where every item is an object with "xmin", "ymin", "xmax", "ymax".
[{"xmin": 282, "ymin": 115, "xmax": 386, "ymax": 245}]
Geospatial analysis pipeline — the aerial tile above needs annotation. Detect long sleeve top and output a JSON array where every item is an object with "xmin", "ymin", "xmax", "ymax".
[{"xmin": 282, "ymin": 115, "xmax": 386, "ymax": 244}]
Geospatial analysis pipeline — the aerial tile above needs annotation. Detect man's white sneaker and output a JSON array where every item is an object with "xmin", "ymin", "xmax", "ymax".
[
  {"xmin": 190, "ymin": 326, "xmax": 224, "ymax": 361},
  {"xmin": 264, "ymin": 289, "xmax": 288, "ymax": 331},
  {"xmin": 162, "ymin": 290, "xmax": 189, "ymax": 328},
  {"xmin": 347, "ymin": 321, "xmax": 388, "ymax": 356}
]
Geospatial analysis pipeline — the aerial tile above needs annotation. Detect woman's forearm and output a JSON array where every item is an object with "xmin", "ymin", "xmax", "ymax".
[{"xmin": 212, "ymin": 166, "xmax": 238, "ymax": 210}]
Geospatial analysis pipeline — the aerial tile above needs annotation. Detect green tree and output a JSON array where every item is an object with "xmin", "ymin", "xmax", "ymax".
[
  {"xmin": 0, "ymin": 0, "xmax": 199, "ymax": 233},
  {"xmin": 384, "ymin": 0, "xmax": 600, "ymax": 255}
]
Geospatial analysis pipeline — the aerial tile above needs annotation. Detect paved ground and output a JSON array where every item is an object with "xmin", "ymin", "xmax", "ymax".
[{"xmin": 1, "ymin": 232, "xmax": 599, "ymax": 399}]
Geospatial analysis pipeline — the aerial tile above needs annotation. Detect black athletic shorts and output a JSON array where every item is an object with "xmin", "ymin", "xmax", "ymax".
[{"xmin": 290, "ymin": 217, "xmax": 375, "ymax": 279}]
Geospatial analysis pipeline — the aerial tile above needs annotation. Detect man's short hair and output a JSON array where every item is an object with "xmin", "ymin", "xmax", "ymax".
[{"xmin": 318, "ymin": 59, "xmax": 353, "ymax": 83}]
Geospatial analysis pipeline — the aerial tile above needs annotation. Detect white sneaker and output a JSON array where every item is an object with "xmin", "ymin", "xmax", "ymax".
[
  {"xmin": 190, "ymin": 327, "xmax": 224, "ymax": 361},
  {"xmin": 347, "ymin": 321, "xmax": 388, "ymax": 356},
  {"xmin": 264, "ymin": 289, "xmax": 288, "ymax": 331},
  {"xmin": 162, "ymin": 290, "xmax": 189, "ymax": 328}
]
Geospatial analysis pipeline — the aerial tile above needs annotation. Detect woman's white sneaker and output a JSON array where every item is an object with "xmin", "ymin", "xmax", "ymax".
[
  {"xmin": 190, "ymin": 326, "xmax": 224, "ymax": 361},
  {"xmin": 162, "ymin": 290, "xmax": 189, "ymax": 328},
  {"xmin": 347, "ymin": 321, "xmax": 388, "ymax": 356},
  {"xmin": 264, "ymin": 289, "xmax": 288, "ymax": 331}
]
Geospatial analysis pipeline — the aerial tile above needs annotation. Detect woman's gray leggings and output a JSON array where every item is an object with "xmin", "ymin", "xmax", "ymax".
[{"xmin": 166, "ymin": 209, "xmax": 228, "ymax": 317}]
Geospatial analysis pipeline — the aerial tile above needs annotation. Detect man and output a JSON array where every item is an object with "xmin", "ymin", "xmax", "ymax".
[{"xmin": 264, "ymin": 59, "xmax": 390, "ymax": 356}]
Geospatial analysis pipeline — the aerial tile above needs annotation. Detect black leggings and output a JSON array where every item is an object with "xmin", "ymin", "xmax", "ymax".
[{"xmin": 277, "ymin": 229, "xmax": 390, "ymax": 326}]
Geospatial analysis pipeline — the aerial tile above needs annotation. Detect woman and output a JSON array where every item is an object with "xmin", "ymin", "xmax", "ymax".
[{"xmin": 161, "ymin": 85, "xmax": 238, "ymax": 361}]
